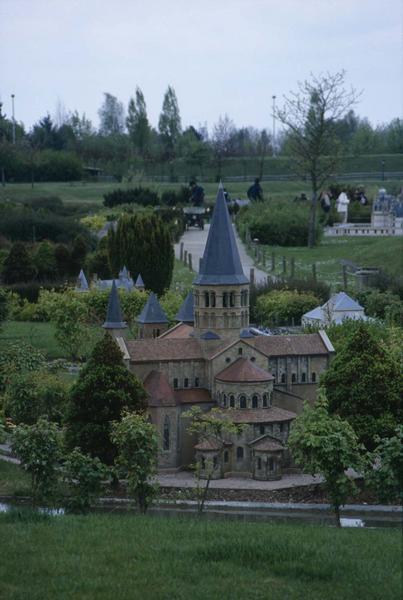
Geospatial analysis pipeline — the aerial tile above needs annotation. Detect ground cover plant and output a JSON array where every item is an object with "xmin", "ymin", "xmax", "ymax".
[{"xmin": 0, "ymin": 512, "xmax": 400, "ymax": 600}]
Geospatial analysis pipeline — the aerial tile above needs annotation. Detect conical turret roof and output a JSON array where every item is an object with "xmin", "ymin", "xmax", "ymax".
[
  {"xmin": 135, "ymin": 273, "xmax": 145, "ymax": 288},
  {"xmin": 175, "ymin": 291, "xmax": 194, "ymax": 323},
  {"xmin": 137, "ymin": 292, "xmax": 168, "ymax": 324},
  {"xmin": 194, "ymin": 183, "xmax": 248, "ymax": 285},
  {"xmin": 103, "ymin": 280, "xmax": 127, "ymax": 329},
  {"xmin": 76, "ymin": 269, "xmax": 89, "ymax": 291}
]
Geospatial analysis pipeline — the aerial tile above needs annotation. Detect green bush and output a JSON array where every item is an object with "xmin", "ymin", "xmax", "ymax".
[
  {"xmin": 63, "ymin": 448, "xmax": 108, "ymax": 513},
  {"xmin": 103, "ymin": 187, "xmax": 159, "ymax": 208},
  {"xmin": 255, "ymin": 289, "xmax": 319, "ymax": 326},
  {"xmin": 0, "ymin": 342, "xmax": 46, "ymax": 393}
]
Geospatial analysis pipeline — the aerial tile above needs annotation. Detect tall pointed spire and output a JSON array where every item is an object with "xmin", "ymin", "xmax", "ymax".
[
  {"xmin": 103, "ymin": 280, "xmax": 127, "ymax": 329},
  {"xmin": 76, "ymin": 269, "xmax": 89, "ymax": 292},
  {"xmin": 194, "ymin": 184, "xmax": 248, "ymax": 285},
  {"xmin": 175, "ymin": 291, "xmax": 194, "ymax": 323},
  {"xmin": 137, "ymin": 292, "xmax": 168, "ymax": 324}
]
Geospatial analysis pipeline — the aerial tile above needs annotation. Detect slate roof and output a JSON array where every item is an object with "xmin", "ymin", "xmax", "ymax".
[
  {"xmin": 127, "ymin": 338, "xmax": 205, "ymax": 362},
  {"xmin": 194, "ymin": 183, "xmax": 249, "ymax": 285},
  {"xmin": 223, "ymin": 407, "xmax": 296, "ymax": 424},
  {"xmin": 144, "ymin": 370, "xmax": 177, "ymax": 407},
  {"xmin": 194, "ymin": 438, "xmax": 223, "ymax": 451},
  {"xmin": 76, "ymin": 269, "xmax": 89, "ymax": 291},
  {"xmin": 103, "ymin": 280, "xmax": 127, "ymax": 329},
  {"xmin": 175, "ymin": 291, "xmax": 194, "ymax": 323},
  {"xmin": 215, "ymin": 358, "xmax": 273, "ymax": 383},
  {"xmin": 250, "ymin": 435, "xmax": 284, "ymax": 452},
  {"xmin": 240, "ymin": 328, "xmax": 255, "ymax": 338},
  {"xmin": 245, "ymin": 334, "xmax": 329, "ymax": 356},
  {"xmin": 135, "ymin": 273, "xmax": 145, "ymax": 288},
  {"xmin": 137, "ymin": 292, "xmax": 168, "ymax": 324},
  {"xmin": 159, "ymin": 323, "xmax": 194, "ymax": 339},
  {"xmin": 200, "ymin": 331, "xmax": 221, "ymax": 340},
  {"xmin": 328, "ymin": 292, "xmax": 363, "ymax": 312}
]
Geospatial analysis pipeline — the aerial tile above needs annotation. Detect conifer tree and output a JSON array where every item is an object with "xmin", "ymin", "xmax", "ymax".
[
  {"xmin": 107, "ymin": 213, "xmax": 174, "ymax": 295},
  {"xmin": 126, "ymin": 87, "xmax": 151, "ymax": 158},
  {"xmin": 65, "ymin": 333, "xmax": 147, "ymax": 464},
  {"xmin": 158, "ymin": 86, "xmax": 182, "ymax": 159},
  {"xmin": 2, "ymin": 242, "xmax": 36, "ymax": 284}
]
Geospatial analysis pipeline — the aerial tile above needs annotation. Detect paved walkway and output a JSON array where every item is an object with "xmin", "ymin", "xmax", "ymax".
[
  {"xmin": 174, "ymin": 223, "xmax": 268, "ymax": 285},
  {"xmin": 157, "ymin": 471, "xmax": 323, "ymax": 491}
]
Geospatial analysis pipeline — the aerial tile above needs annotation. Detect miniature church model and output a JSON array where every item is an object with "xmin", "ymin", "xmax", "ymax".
[{"xmin": 104, "ymin": 184, "xmax": 334, "ymax": 480}]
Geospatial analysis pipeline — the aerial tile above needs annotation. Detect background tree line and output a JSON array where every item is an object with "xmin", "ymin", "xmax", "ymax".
[{"xmin": 1, "ymin": 85, "xmax": 402, "ymax": 183}]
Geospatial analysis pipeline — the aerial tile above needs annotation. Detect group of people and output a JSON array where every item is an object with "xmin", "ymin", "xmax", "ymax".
[
  {"xmin": 188, "ymin": 178, "xmax": 264, "ymax": 207},
  {"xmin": 319, "ymin": 187, "xmax": 368, "ymax": 224}
]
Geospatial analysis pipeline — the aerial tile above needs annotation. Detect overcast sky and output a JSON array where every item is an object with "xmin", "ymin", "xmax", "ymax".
[{"xmin": 1, "ymin": 0, "xmax": 402, "ymax": 133}]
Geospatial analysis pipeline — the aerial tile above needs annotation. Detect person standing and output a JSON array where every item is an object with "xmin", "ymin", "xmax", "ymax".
[
  {"xmin": 336, "ymin": 191, "xmax": 350, "ymax": 224},
  {"xmin": 247, "ymin": 178, "xmax": 263, "ymax": 202}
]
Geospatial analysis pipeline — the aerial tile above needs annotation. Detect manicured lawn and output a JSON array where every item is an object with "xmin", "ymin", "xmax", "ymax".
[
  {"xmin": 0, "ymin": 321, "xmax": 64, "ymax": 359},
  {"xmin": 253, "ymin": 236, "xmax": 403, "ymax": 286},
  {"xmin": 0, "ymin": 511, "xmax": 400, "ymax": 600}
]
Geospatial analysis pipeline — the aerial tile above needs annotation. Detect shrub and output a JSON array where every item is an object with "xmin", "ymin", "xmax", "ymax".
[
  {"xmin": 63, "ymin": 448, "xmax": 108, "ymax": 513},
  {"xmin": 103, "ymin": 187, "xmax": 159, "ymax": 208},
  {"xmin": 255, "ymin": 289, "xmax": 320, "ymax": 326},
  {"xmin": 0, "ymin": 342, "xmax": 46, "ymax": 393}
]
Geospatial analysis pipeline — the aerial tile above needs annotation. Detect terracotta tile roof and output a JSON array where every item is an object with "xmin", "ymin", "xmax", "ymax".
[
  {"xmin": 194, "ymin": 437, "xmax": 223, "ymax": 451},
  {"xmin": 215, "ymin": 357, "xmax": 274, "ymax": 383},
  {"xmin": 143, "ymin": 370, "xmax": 177, "ymax": 407},
  {"xmin": 214, "ymin": 407, "xmax": 296, "ymax": 424},
  {"xmin": 126, "ymin": 338, "xmax": 204, "ymax": 362},
  {"xmin": 175, "ymin": 388, "xmax": 212, "ymax": 404},
  {"xmin": 250, "ymin": 435, "xmax": 284, "ymax": 452},
  {"xmin": 159, "ymin": 323, "xmax": 194, "ymax": 339},
  {"xmin": 245, "ymin": 333, "xmax": 329, "ymax": 356}
]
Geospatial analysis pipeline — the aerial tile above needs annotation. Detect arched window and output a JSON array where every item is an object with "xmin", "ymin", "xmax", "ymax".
[
  {"xmin": 222, "ymin": 394, "xmax": 227, "ymax": 407},
  {"xmin": 201, "ymin": 456, "xmax": 205, "ymax": 469},
  {"xmin": 163, "ymin": 416, "xmax": 170, "ymax": 451},
  {"xmin": 301, "ymin": 372, "xmax": 306, "ymax": 383},
  {"xmin": 257, "ymin": 457, "xmax": 262, "ymax": 470},
  {"xmin": 184, "ymin": 378, "xmax": 189, "ymax": 388},
  {"xmin": 311, "ymin": 372, "xmax": 316, "ymax": 383},
  {"xmin": 230, "ymin": 292, "xmax": 235, "ymax": 307},
  {"xmin": 230, "ymin": 395, "xmax": 235, "ymax": 408},
  {"xmin": 223, "ymin": 292, "xmax": 229, "ymax": 308},
  {"xmin": 210, "ymin": 292, "xmax": 216, "ymax": 307},
  {"xmin": 239, "ymin": 395, "xmax": 247, "ymax": 409},
  {"xmin": 224, "ymin": 450, "xmax": 229, "ymax": 463},
  {"xmin": 281, "ymin": 373, "xmax": 286, "ymax": 384},
  {"xmin": 262, "ymin": 393, "xmax": 268, "ymax": 407},
  {"xmin": 252, "ymin": 395, "xmax": 259, "ymax": 408},
  {"xmin": 194, "ymin": 377, "xmax": 199, "ymax": 387},
  {"xmin": 213, "ymin": 456, "xmax": 218, "ymax": 468},
  {"xmin": 238, "ymin": 347, "xmax": 243, "ymax": 355},
  {"xmin": 204, "ymin": 292, "xmax": 210, "ymax": 307},
  {"xmin": 268, "ymin": 457, "xmax": 274, "ymax": 471},
  {"xmin": 292, "ymin": 373, "xmax": 296, "ymax": 383},
  {"xmin": 173, "ymin": 378, "xmax": 178, "ymax": 389},
  {"xmin": 236, "ymin": 447, "xmax": 244, "ymax": 461}
]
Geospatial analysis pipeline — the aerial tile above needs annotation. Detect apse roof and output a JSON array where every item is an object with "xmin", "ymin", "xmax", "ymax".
[
  {"xmin": 194, "ymin": 183, "xmax": 248, "ymax": 285},
  {"xmin": 215, "ymin": 357, "xmax": 273, "ymax": 383}
]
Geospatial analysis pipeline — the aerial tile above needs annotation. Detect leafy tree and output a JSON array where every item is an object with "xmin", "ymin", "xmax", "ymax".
[
  {"xmin": 4, "ymin": 370, "xmax": 68, "ymax": 425},
  {"xmin": 158, "ymin": 86, "xmax": 182, "ymax": 159},
  {"xmin": 321, "ymin": 323, "xmax": 402, "ymax": 450},
  {"xmin": 183, "ymin": 406, "xmax": 244, "ymax": 513},
  {"xmin": 275, "ymin": 71, "xmax": 360, "ymax": 247},
  {"xmin": 255, "ymin": 289, "xmax": 319, "ymax": 326},
  {"xmin": 212, "ymin": 114, "xmax": 236, "ymax": 179},
  {"xmin": 0, "ymin": 341, "xmax": 45, "ymax": 393},
  {"xmin": 2, "ymin": 242, "xmax": 37, "ymax": 283},
  {"xmin": 30, "ymin": 114, "xmax": 58, "ymax": 150},
  {"xmin": 70, "ymin": 235, "xmax": 88, "ymax": 275},
  {"xmin": 98, "ymin": 93, "xmax": 125, "ymax": 136},
  {"xmin": 367, "ymin": 426, "xmax": 403, "ymax": 504},
  {"xmin": 111, "ymin": 412, "xmax": 158, "ymax": 513},
  {"xmin": 63, "ymin": 448, "xmax": 108, "ymax": 513},
  {"xmin": 65, "ymin": 333, "xmax": 147, "ymax": 464},
  {"xmin": 34, "ymin": 241, "xmax": 57, "ymax": 281},
  {"xmin": 107, "ymin": 213, "xmax": 174, "ymax": 295},
  {"xmin": 12, "ymin": 418, "xmax": 62, "ymax": 506},
  {"xmin": 126, "ymin": 87, "xmax": 151, "ymax": 158},
  {"xmin": 288, "ymin": 394, "xmax": 363, "ymax": 526},
  {"xmin": 54, "ymin": 243, "xmax": 71, "ymax": 278},
  {"xmin": 68, "ymin": 110, "xmax": 94, "ymax": 140}
]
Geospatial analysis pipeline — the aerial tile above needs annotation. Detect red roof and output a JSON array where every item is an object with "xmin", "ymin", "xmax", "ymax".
[
  {"xmin": 143, "ymin": 370, "xmax": 177, "ymax": 407},
  {"xmin": 207, "ymin": 407, "xmax": 296, "ymax": 424},
  {"xmin": 194, "ymin": 437, "xmax": 223, "ymax": 451},
  {"xmin": 159, "ymin": 323, "xmax": 194, "ymax": 339},
  {"xmin": 175, "ymin": 388, "xmax": 212, "ymax": 405},
  {"xmin": 215, "ymin": 358, "xmax": 273, "ymax": 383},
  {"xmin": 250, "ymin": 435, "xmax": 284, "ymax": 452}
]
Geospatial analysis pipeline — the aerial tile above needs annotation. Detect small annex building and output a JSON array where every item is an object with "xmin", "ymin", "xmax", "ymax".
[
  {"xmin": 105, "ymin": 185, "xmax": 335, "ymax": 480},
  {"xmin": 302, "ymin": 291, "xmax": 370, "ymax": 327}
]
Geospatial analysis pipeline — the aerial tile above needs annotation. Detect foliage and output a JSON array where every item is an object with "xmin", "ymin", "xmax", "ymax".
[
  {"xmin": 288, "ymin": 393, "xmax": 363, "ymax": 526},
  {"xmin": 12, "ymin": 418, "xmax": 62, "ymax": 505},
  {"xmin": 0, "ymin": 287, "xmax": 8, "ymax": 328},
  {"xmin": 39, "ymin": 289, "xmax": 90, "ymax": 359},
  {"xmin": 160, "ymin": 289, "xmax": 185, "ymax": 324},
  {"xmin": 239, "ymin": 201, "xmax": 322, "ymax": 246},
  {"xmin": 107, "ymin": 213, "xmax": 174, "ymax": 295},
  {"xmin": 2, "ymin": 242, "xmax": 37, "ymax": 284},
  {"xmin": 357, "ymin": 289, "xmax": 403, "ymax": 326},
  {"xmin": 80, "ymin": 214, "xmax": 107, "ymax": 232},
  {"xmin": 126, "ymin": 87, "xmax": 151, "ymax": 158},
  {"xmin": 321, "ymin": 322, "xmax": 402, "ymax": 450},
  {"xmin": 158, "ymin": 85, "xmax": 182, "ymax": 159},
  {"xmin": 98, "ymin": 93, "xmax": 125, "ymax": 136},
  {"xmin": 367, "ymin": 426, "xmax": 403, "ymax": 504},
  {"xmin": 63, "ymin": 448, "xmax": 108, "ymax": 513},
  {"xmin": 0, "ymin": 341, "xmax": 45, "ymax": 393},
  {"xmin": 111, "ymin": 412, "xmax": 158, "ymax": 513},
  {"xmin": 4, "ymin": 370, "xmax": 68, "ymax": 425},
  {"xmin": 103, "ymin": 187, "xmax": 159, "ymax": 208},
  {"xmin": 65, "ymin": 333, "xmax": 147, "ymax": 464},
  {"xmin": 34, "ymin": 241, "xmax": 57, "ymax": 281},
  {"xmin": 275, "ymin": 71, "xmax": 360, "ymax": 247},
  {"xmin": 255, "ymin": 289, "xmax": 319, "ymax": 326}
]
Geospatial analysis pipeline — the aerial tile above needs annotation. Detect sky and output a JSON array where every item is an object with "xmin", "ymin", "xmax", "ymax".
[{"xmin": 1, "ymin": 0, "xmax": 402, "ymax": 133}]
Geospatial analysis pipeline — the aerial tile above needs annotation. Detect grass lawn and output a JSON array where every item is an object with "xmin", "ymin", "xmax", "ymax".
[
  {"xmin": 0, "ymin": 511, "xmax": 400, "ymax": 600},
  {"xmin": 253, "ymin": 236, "xmax": 403, "ymax": 287},
  {"xmin": 171, "ymin": 258, "xmax": 195, "ymax": 290},
  {"xmin": 0, "ymin": 321, "xmax": 64, "ymax": 359}
]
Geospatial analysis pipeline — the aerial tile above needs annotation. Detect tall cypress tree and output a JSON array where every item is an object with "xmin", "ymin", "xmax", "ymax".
[
  {"xmin": 65, "ymin": 333, "xmax": 147, "ymax": 465},
  {"xmin": 2, "ymin": 242, "xmax": 37, "ymax": 284},
  {"xmin": 107, "ymin": 213, "xmax": 173, "ymax": 295}
]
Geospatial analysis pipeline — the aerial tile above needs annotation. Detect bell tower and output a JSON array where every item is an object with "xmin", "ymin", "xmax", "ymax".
[{"xmin": 193, "ymin": 184, "xmax": 250, "ymax": 339}]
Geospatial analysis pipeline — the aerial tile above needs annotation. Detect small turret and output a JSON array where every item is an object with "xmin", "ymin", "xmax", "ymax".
[
  {"xmin": 134, "ymin": 273, "xmax": 145, "ymax": 291},
  {"xmin": 175, "ymin": 291, "xmax": 194, "ymax": 324},
  {"xmin": 76, "ymin": 269, "xmax": 89, "ymax": 292},
  {"xmin": 137, "ymin": 292, "xmax": 168, "ymax": 339},
  {"xmin": 103, "ymin": 280, "xmax": 127, "ymax": 338}
]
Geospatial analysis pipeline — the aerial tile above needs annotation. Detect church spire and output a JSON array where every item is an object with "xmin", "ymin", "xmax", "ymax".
[
  {"xmin": 103, "ymin": 280, "xmax": 127, "ymax": 330},
  {"xmin": 194, "ymin": 183, "xmax": 248, "ymax": 285}
]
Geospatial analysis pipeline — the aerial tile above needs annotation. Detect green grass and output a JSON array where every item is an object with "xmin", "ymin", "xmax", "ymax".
[
  {"xmin": 0, "ymin": 512, "xmax": 400, "ymax": 600},
  {"xmin": 0, "ymin": 460, "xmax": 30, "ymax": 496},
  {"xmin": 171, "ymin": 258, "xmax": 195, "ymax": 290},
  {"xmin": 0, "ymin": 321, "xmax": 64, "ymax": 359},
  {"xmin": 253, "ymin": 236, "xmax": 403, "ymax": 287}
]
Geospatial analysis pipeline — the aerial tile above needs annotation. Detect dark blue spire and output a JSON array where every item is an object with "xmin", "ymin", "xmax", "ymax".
[
  {"xmin": 194, "ymin": 183, "xmax": 248, "ymax": 285},
  {"xmin": 137, "ymin": 292, "xmax": 168, "ymax": 324},
  {"xmin": 175, "ymin": 291, "xmax": 194, "ymax": 323},
  {"xmin": 103, "ymin": 280, "xmax": 127, "ymax": 329}
]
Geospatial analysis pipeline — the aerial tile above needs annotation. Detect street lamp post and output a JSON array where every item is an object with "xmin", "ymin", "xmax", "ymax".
[
  {"xmin": 272, "ymin": 95, "xmax": 276, "ymax": 157},
  {"xmin": 11, "ymin": 94, "xmax": 16, "ymax": 144}
]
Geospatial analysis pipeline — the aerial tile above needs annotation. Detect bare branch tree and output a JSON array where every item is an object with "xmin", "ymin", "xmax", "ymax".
[{"xmin": 275, "ymin": 71, "xmax": 361, "ymax": 247}]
